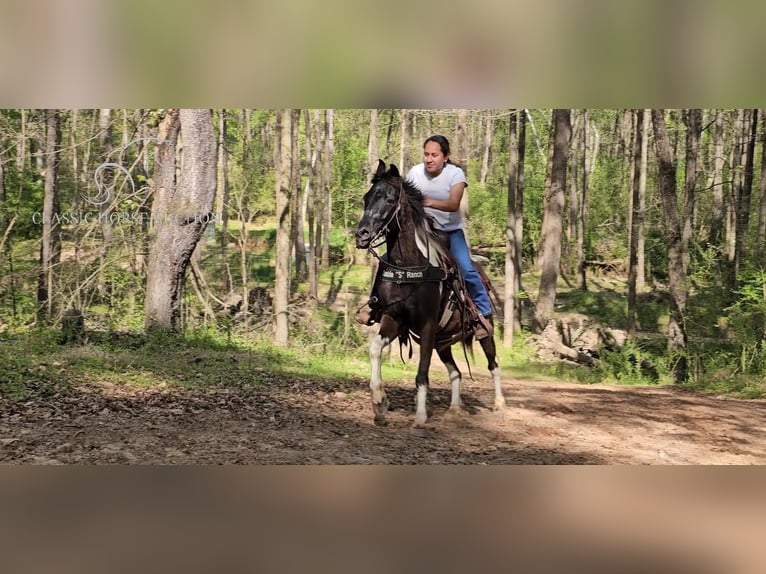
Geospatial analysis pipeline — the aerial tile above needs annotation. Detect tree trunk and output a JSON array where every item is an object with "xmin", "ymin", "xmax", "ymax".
[
  {"xmin": 321, "ymin": 109, "xmax": 333, "ymax": 267},
  {"xmin": 628, "ymin": 109, "xmax": 644, "ymax": 335},
  {"xmin": 367, "ymin": 109, "xmax": 379, "ymax": 172},
  {"xmin": 456, "ymin": 109, "xmax": 470, "ymax": 246},
  {"xmin": 710, "ymin": 109, "xmax": 725, "ymax": 247},
  {"xmin": 576, "ymin": 110, "xmax": 588, "ymax": 290},
  {"xmin": 504, "ymin": 109, "xmax": 520, "ymax": 347},
  {"xmin": 144, "ymin": 109, "xmax": 216, "ymax": 332},
  {"xmin": 217, "ymin": 110, "xmax": 232, "ymax": 292},
  {"xmin": 274, "ymin": 109, "xmax": 293, "ymax": 345},
  {"xmin": 533, "ymin": 109, "xmax": 571, "ymax": 333},
  {"xmin": 734, "ymin": 109, "xmax": 758, "ymax": 284},
  {"xmin": 725, "ymin": 109, "xmax": 744, "ymax": 279},
  {"xmin": 306, "ymin": 109, "xmax": 320, "ymax": 301},
  {"xmin": 290, "ymin": 109, "xmax": 306, "ymax": 282},
  {"xmin": 514, "ymin": 110, "xmax": 527, "ymax": 330},
  {"xmin": 37, "ymin": 109, "xmax": 61, "ymax": 323},
  {"xmin": 757, "ymin": 110, "xmax": 766, "ymax": 257},
  {"xmin": 651, "ymin": 109, "xmax": 688, "ymax": 383},
  {"xmin": 480, "ymin": 113, "xmax": 493, "ymax": 185},
  {"xmin": 637, "ymin": 109, "xmax": 649, "ymax": 291},
  {"xmin": 399, "ymin": 110, "xmax": 412, "ymax": 173},
  {"xmin": 682, "ymin": 109, "xmax": 702, "ymax": 275}
]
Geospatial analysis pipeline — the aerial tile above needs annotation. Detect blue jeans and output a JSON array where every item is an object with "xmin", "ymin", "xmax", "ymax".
[{"xmin": 448, "ymin": 229, "xmax": 492, "ymax": 316}]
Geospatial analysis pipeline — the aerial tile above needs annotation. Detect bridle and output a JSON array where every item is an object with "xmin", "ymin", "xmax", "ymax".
[{"xmin": 364, "ymin": 177, "xmax": 436, "ymax": 275}]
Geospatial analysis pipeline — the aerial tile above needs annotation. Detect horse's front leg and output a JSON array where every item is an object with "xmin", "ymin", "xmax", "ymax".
[
  {"xmin": 413, "ymin": 321, "xmax": 437, "ymax": 428},
  {"xmin": 369, "ymin": 316, "xmax": 397, "ymax": 425}
]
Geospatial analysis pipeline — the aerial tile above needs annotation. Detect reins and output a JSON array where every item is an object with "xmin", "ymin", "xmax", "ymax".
[{"xmin": 365, "ymin": 177, "xmax": 436, "ymax": 274}]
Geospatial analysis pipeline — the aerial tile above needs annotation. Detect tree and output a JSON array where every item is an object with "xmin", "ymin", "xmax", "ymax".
[
  {"xmin": 144, "ymin": 109, "xmax": 216, "ymax": 332},
  {"xmin": 651, "ymin": 109, "xmax": 688, "ymax": 383},
  {"xmin": 682, "ymin": 109, "xmax": 702, "ymax": 275},
  {"xmin": 503, "ymin": 109, "xmax": 522, "ymax": 347},
  {"xmin": 627, "ymin": 109, "xmax": 647, "ymax": 334},
  {"xmin": 757, "ymin": 110, "xmax": 766, "ymax": 257},
  {"xmin": 289, "ymin": 109, "xmax": 306, "ymax": 282},
  {"xmin": 37, "ymin": 109, "xmax": 61, "ymax": 323},
  {"xmin": 216, "ymin": 109, "xmax": 233, "ymax": 293},
  {"xmin": 274, "ymin": 109, "xmax": 293, "ymax": 345},
  {"xmin": 576, "ymin": 110, "xmax": 588, "ymax": 290},
  {"xmin": 710, "ymin": 109, "xmax": 725, "ymax": 248},
  {"xmin": 733, "ymin": 109, "xmax": 758, "ymax": 284},
  {"xmin": 479, "ymin": 112, "xmax": 493, "ymax": 185},
  {"xmin": 533, "ymin": 109, "xmax": 571, "ymax": 333}
]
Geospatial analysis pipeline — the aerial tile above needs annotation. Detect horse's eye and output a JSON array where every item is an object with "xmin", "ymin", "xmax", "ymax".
[{"xmin": 385, "ymin": 195, "xmax": 396, "ymax": 204}]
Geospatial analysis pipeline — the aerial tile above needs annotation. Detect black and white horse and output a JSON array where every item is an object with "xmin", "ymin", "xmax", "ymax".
[{"xmin": 354, "ymin": 161, "xmax": 506, "ymax": 427}]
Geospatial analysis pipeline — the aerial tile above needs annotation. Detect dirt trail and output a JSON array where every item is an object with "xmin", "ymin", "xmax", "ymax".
[{"xmin": 2, "ymin": 371, "xmax": 764, "ymax": 464}]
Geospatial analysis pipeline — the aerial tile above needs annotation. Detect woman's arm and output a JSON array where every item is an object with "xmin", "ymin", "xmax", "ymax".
[{"xmin": 422, "ymin": 182, "xmax": 465, "ymax": 212}]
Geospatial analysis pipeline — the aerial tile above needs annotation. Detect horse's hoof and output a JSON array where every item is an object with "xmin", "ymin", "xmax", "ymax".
[
  {"xmin": 372, "ymin": 396, "xmax": 389, "ymax": 418},
  {"xmin": 373, "ymin": 415, "xmax": 388, "ymax": 426},
  {"xmin": 493, "ymin": 397, "xmax": 507, "ymax": 411},
  {"xmin": 445, "ymin": 406, "xmax": 464, "ymax": 419},
  {"xmin": 411, "ymin": 425, "xmax": 430, "ymax": 438}
]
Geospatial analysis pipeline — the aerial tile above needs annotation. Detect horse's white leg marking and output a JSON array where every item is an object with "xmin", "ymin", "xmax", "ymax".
[
  {"xmin": 413, "ymin": 384, "xmax": 428, "ymax": 427},
  {"xmin": 491, "ymin": 366, "xmax": 506, "ymax": 410},
  {"xmin": 447, "ymin": 363, "xmax": 463, "ymax": 409},
  {"xmin": 369, "ymin": 333, "xmax": 391, "ymax": 419}
]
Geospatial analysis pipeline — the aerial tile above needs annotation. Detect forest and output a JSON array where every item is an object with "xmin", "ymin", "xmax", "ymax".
[{"xmin": 1, "ymin": 108, "xmax": 766, "ymax": 402}]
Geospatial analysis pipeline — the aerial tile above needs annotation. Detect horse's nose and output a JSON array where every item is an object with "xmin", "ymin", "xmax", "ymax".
[{"xmin": 355, "ymin": 227, "xmax": 371, "ymax": 247}]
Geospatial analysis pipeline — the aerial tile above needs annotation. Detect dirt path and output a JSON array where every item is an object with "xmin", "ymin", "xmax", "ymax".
[{"xmin": 2, "ymin": 370, "xmax": 765, "ymax": 464}]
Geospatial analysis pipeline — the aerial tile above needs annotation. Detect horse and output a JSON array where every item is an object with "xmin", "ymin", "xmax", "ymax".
[{"xmin": 354, "ymin": 160, "xmax": 506, "ymax": 427}]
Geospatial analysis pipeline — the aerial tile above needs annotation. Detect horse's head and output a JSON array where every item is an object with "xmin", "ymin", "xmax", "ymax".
[{"xmin": 355, "ymin": 160, "xmax": 403, "ymax": 249}]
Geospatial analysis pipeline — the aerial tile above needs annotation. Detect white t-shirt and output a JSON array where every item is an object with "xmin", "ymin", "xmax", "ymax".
[{"xmin": 406, "ymin": 162, "xmax": 467, "ymax": 232}]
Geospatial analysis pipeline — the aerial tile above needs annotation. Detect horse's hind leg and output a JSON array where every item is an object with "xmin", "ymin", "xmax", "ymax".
[
  {"xmin": 369, "ymin": 320, "xmax": 394, "ymax": 425},
  {"xmin": 436, "ymin": 344, "xmax": 463, "ymax": 412},
  {"xmin": 413, "ymin": 323, "xmax": 437, "ymax": 428},
  {"xmin": 479, "ymin": 335, "xmax": 506, "ymax": 410}
]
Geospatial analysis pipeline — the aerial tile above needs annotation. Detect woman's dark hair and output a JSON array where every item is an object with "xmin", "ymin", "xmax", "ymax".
[{"xmin": 424, "ymin": 134, "xmax": 464, "ymax": 170}]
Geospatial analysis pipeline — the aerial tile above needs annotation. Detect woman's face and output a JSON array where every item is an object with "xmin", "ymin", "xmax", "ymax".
[{"xmin": 423, "ymin": 141, "xmax": 448, "ymax": 175}]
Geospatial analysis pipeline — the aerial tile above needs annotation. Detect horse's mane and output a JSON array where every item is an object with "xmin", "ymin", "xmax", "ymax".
[{"xmin": 374, "ymin": 170, "xmax": 452, "ymax": 268}]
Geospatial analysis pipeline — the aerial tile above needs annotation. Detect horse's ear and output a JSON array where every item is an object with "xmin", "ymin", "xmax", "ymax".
[
  {"xmin": 375, "ymin": 159, "xmax": 386, "ymax": 179},
  {"xmin": 388, "ymin": 164, "xmax": 400, "ymax": 178}
]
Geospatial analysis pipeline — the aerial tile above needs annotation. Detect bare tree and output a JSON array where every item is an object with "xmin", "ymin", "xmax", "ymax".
[
  {"xmin": 734, "ymin": 109, "xmax": 758, "ymax": 284},
  {"xmin": 320, "ymin": 110, "xmax": 334, "ymax": 267},
  {"xmin": 216, "ymin": 109, "xmax": 232, "ymax": 293},
  {"xmin": 576, "ymin": 110, "xmax": 588, "ymax": 290},
  {"xmin": 757, "ymin": 110, "xmax": 766, "ymax": 256},
  {"xmin": 503, "ymin": 109, "xmax": 521, "ymax": 347},
  {"xmin": 533, "ymin": 109, "xmax": 571, "ymax": 333},
  {"xmin": 710, "ymin": 109, "xmax": 725, "ymax": 248},
  {"xmin": 456, "ymin": 109, "xmax": 470, "ymax": 245},
  {"xmin": 37, "ymin": 109, "xmax": 61, "ymax": 322},
  {"xmin": 274, "ymin": 109, "xmax": 293, "ymax": 345},
  {"xmin": 144, "ymin": 109, "xmax": 216, "ymax": 332},
  {"xmin": 682, "ymin": 109, "xmax": 702, "ymax": 275},
  {"xmin": 289, "ymin": 109, "xmax": 306, "ymax": 282},
  {"xmin": 479, "ymin": 112, "xmax": 493, "ymax": 184},
  {"xmin": 399, "ymin": 110, "xmax": 412, "ymax": 173},
  {"xmin": 367, "ymin": 109, "xmax": 379, "ymax": 171},
  {"xmin": 306, "ymin": 109, "xmax": 321, "ymax": 301},
  {"xmin": 651, "ymin": 109, "xmax": 688, "ymax": 383},
  {"xmin": 627, "ymin": 109, "xmax": 645, "ymax": 335}
]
